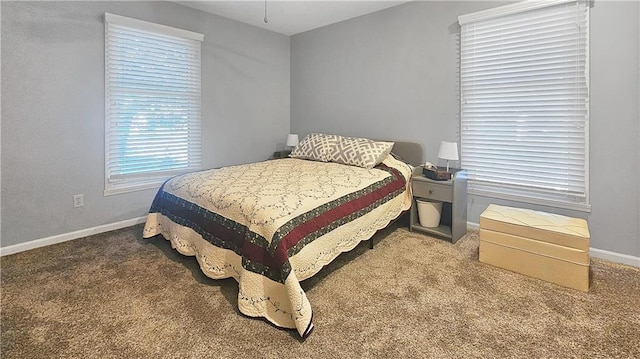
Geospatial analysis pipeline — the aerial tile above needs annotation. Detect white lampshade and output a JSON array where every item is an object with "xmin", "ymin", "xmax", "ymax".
[
  {"xmin": 438, "ymin": 141, "xmax": 459, "ymax": 173},
  {"xmin": 286, "ymin": 134, "xmax": 299, "ymax": 147},
  {"xmin": 438, "ymin": 141, "xmax": 459, "ymax": 161}
]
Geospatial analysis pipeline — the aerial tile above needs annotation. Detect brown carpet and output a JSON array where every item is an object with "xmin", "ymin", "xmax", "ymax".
[{"xmin": 2, "ymin": 221, "xmax": 639, "ymax": 358}]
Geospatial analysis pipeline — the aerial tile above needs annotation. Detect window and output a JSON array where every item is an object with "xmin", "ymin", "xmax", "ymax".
[
  {"xmin": 104, "ymin": 13, "xmax": 203, "ymax": 195},
  {"xmin": 458, "ymin": 0, "xmax": 590, "ymax": 211}
]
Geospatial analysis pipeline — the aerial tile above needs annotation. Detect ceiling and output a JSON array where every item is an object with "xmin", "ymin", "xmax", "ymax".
[{"xmin": 176, "ymin": 1, "xmax": 412, "ymax": 36}]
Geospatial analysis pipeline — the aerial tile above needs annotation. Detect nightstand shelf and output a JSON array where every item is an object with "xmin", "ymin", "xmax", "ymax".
[
  {"xmin": 411, "ymin": 223, "xmax": 452, "ymax": 238},
  {"xmin": 409, "ymin": 167, "xmax": 467, "ymax": 243}
]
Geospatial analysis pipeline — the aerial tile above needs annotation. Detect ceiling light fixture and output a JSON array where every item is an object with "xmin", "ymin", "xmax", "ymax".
[{"xmin": 264, "ymin": 0, "xmax": 268, "ymax": 23}]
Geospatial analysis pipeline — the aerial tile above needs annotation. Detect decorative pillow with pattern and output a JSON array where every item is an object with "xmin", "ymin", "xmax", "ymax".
[
  {"xmin": 289, "ymin": 133, "xmax": 338, "ymax": 162},
  {"xmin": 326, "ymin": 135, "xmax": 394, "ymax": 169}
]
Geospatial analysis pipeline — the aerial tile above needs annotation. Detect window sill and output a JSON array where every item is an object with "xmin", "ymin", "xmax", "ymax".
[
  {"xmin": 104, "ymin": 180, "xmax": 164, "ymax": 196},
  {"xmin": 469, "ymin": 189, "xmax": 592, "ymax": 213}
]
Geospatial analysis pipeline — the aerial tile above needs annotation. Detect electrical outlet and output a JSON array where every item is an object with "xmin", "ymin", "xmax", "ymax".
[{"xmin": 73, "ymin": 194, "xmax": 84, "ymax": 208}]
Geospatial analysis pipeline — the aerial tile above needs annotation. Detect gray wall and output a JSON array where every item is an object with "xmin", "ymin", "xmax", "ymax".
[
  {"xmin": 291, "ymin": 1, "xmax": 640, "ymax": 257},
  {"xmin": 1, "ymin": 1, "xmax": 290, "ymax": 246},
  {"xmin": 2, "ymin": 0, "xmax": 638, "ymax": 259}
]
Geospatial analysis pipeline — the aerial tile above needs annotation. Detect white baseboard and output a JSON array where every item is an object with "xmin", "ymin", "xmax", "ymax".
[
  {"xmin": 590, "ymin": 248, "xmax": 640, "ymax": 267},
  {"xmin": 466, "ymin": 221, "xmax": 639, "ymax": 267},
  {"xmin": 0, "ymin": 216, "xmax": 148, "ymax": 256},
  {"xmin": 3, "ymin": 218, "xmax": 638, "ymax": 268}
]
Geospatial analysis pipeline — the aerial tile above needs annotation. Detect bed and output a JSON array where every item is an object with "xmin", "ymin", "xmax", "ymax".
[{"xmin": 143, "ymin": 134, "xmax": 423, "ymax": 338}]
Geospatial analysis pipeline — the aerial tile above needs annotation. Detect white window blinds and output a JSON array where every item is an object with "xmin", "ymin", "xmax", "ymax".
[
  {"xmin": 104, "ymin": 13, "xmax": 203, "ymax": 195},
  {"xmin": 458, "ymin": 0, "xmax": 590, "ymax": 211}
]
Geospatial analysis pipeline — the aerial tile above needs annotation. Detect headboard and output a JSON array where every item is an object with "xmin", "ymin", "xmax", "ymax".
[{"xmin": 390, "ymin": 141, "xmax": 424, "ymax": 167}]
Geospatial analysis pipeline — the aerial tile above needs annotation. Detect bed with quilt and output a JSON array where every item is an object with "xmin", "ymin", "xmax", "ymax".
[{"xmin": 143, "ymin": 134, "xmax": 418, "ymax": 338}]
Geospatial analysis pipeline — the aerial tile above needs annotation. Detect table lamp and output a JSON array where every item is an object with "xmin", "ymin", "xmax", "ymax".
[
  {"xmin": 286, "ymin": 134, "xmax": 299, "ymax": 149},
  {"xmin": 438, "ymin": 141, "xmax": 459, "ymax": 173}
]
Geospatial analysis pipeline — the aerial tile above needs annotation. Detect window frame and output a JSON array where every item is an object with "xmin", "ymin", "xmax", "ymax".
[
  {"xmin": 458, "ymin": 0, "xmax": 591, "ymax": 212},
  {"xmin": 104, "ymin": 13, "xmax": 204, "ymax": 196}
]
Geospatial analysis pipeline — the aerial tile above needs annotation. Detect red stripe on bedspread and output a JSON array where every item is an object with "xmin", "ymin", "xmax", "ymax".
[{"xmin": 270, "ymin": 167, "xmax": 406, "ymax": 265}]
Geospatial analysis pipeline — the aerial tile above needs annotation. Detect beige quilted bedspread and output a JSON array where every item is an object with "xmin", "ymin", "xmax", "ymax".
[{"xmin": 143, "ymin": 155, "xmax": 412, "ymax": 337}]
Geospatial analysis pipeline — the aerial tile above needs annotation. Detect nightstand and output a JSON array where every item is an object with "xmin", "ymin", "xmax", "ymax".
[
  {"xmin": 271, "ymin": 150, "xmax": 291, "ymax": 159},
  {"xmin": 409, "ymin": 166, "xmax": 467, "ymax": 243}
]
